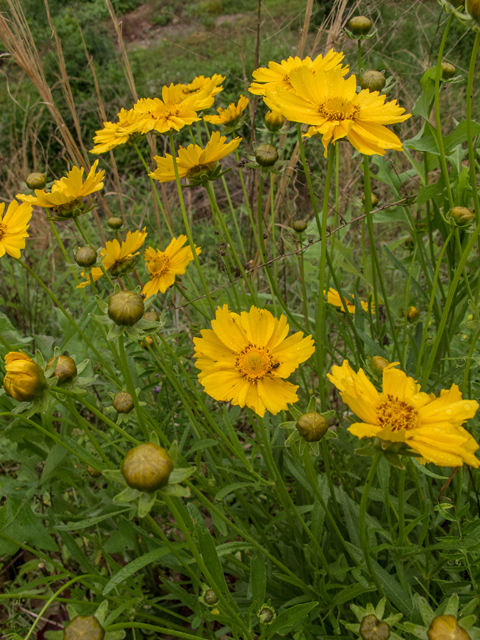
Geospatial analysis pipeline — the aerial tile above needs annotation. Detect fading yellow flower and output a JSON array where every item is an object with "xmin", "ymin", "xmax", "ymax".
[
  {"xmin": 78, "ymin": 229, "xmax": 147, "ymax": 288},
  {"xmin": 204, "ymin": 95, "xmax": 249, "ymax": 126},
  {"xmin": 328, "ymin": 360, "xmax": 480, "ymax": 467},
  {"xmin": 149, "ymin": 131, "xmax": 241, "ymax": 183},
  {"xmin": 17, "ymin": 161, "xmax": 105, "ymax": 212},
  {"xmin": 3, "ymin": 351, "xmax": 46, "ymax": 403},
  {"xmin": 0, "ymin": 199, "xmax": 32, "ymax": 259},
  {"xmin": 326, "ymin": 288, "xmax": 373, "ymax": 314},
  {"xmin": 178, "ymin": 74, "xmax": 225, "ymax": 100},
  {"xmin": 142, "ymin": 235, "xmax": 201, "ymax": 298},
  {"xmin": 265, "ymin": 66, "xmax": 410, "ymax": 157},
  {"xmin": 194, "ymin": 305, "xmax": 315, "ymax": 417},
  {"xmin": 249, "ymin": 49, "xmax": 348, "ymax": 96},
  {"xmin": 132, "ymin": 84, "xmax": 213, "ymax": 135},
  {"xmin": 90, "ymin": 108, "xmax": 146, "ymax": 154}
]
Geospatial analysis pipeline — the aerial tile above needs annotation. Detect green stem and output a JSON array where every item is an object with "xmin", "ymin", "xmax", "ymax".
[
  {"xmin": 105, "ymin": 622, "xmax": 205, "ymax": 640},
  {"xmin": 168, "ymin": 131, "xmax": 215, "ymax": 314},
  {"xmin": 397, "ymin": 468, "xmax": 406, "ymax": 547},
  {"xmin": 118, "ymin": 335, "xmax": 149, "ymax": 439},
  {"xmin": 462, "ymin": 328, "xmax": 480, "ymax": 395},
  {"xmin": 364, "ymin": 155, "xmax": 402, "ymax": 363},
  {"xmin": 66, "ymin": 397, "xmax": 114, "ymax": 468},
  {"xmin": 434, "ymin": 15, "xmax": 454, "ymax": 208},
  {"xmin": 359, "ymin": 451, "xmax": 384, "ymax": 596},
  {"xmin": 358, "ymin": 39, "xmax": 363, "ymax": 71},
  {"xmin": 15, "ymin": 258, "xmax": 122, "ymax": 386}
]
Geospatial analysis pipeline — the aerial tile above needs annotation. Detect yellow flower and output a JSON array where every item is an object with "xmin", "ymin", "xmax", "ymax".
[
  {"xmin": 326, "ymin": 288, "xmax": 373, "ymax": 314},
  {"xmin": 194, "ymin": 305, "xmax": 315, "ymax": 417},
  {"xmin": 428, "ymin": 616, "xmax": 471, "ymax": 640},
  {"xmin": 78, "ymin": 229, "xmax": 147, "ymax": 288},
  {"xmin": 17, "ymin": 161, "xmax": 105, "ymax": 211},
  {"xmin": 328, "ymin": 360, "xmax": 480, "ymax": 467},
  {"xmin": 132, "ymin": 83, "xmax": 213, "ymax": 135},
  {"xmin": 265, "ymin": 66, "xmax": 410, "ymax": 157},
  {"xmin": 204, "ymin": 95, "xmax": 249, "ymax": 126},
  {"xmin": 0, "ymin": 199, "xmax": 32, "ymax": 259},
  {"xmin": 142, "ymin": 235, "xmax": 201, "ymax": 298},
  {"xmin": 178, "ymin": 74, "xmax": 225, "ymax": 100},
  {"xmin": 149, "ymin": 131, "xmax": 241, "ymax": 183},
  {"xmin": 90, "ymin": 108, "xmax": 146, "ymax": 154},
  {"xmin": 3, "ymin": 351, "xmax": 46, "ymax": 402},
  {"xmin": 249, "ymin": 49, "xmax": 348, "ymax": 96}
]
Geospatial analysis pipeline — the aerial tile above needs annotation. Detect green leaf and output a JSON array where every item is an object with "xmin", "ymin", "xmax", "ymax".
[
  {"xmin": 186, "ymin": 502, "xmax": 230, "ymax": 595},
  {"xmin": 411, "ymin": 458, "xmax": 448, "ymax": 480},
  {"xmin": 215, "ymin": 482, "xmax": 257, "ymax": 501},
  {"xmin": 103, "ymin": 547, "xmax": 170, "ymax": 595},
  {"xmin": 266, "ymin": 602, "xmax": 318, "ymax": 638},
  {"xmin": 55, "ymin": 508, "xmax": 132, "ymax": 531},
  {"xmin": 187, "ymin": 439, "xmax": 218, "ymax": 455},
  {"xmin": 371, "ymin": 558, "xmax": 413, "ymax": 616},
  {"xmin": 249, "ymin": 552, "xmax": 266, "ymax": 607},
  {"xmin": 331, "ymin": 583, "xmax": 377, "ymax": 606},
  {"xmin": 169, "ymin": 467, "xmax": 194, "ymax": 484}
]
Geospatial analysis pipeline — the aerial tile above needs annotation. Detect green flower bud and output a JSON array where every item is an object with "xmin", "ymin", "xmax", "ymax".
[
  {"xmin": 26, "ymin": 172, "xmax": 47, "ymax": 190},
  {"xmin": 121, "ymin": 442, "xmax": 174, "ymax": 493},
  {"xmin": 64, "ymin": 615, "xmax": 105, "ymax": 640},
  {"xmin": 447, "ymin": 206, "xmax": 476, "ymax": 227},
  {"xmin": 258, "ymin": 605, "xmax": 276, "ymax": 625},
  {"xmin": 47, "ymin": 355, "xmax": 77, "ymax": 384},
  {"xmin": 360, "ymin": 70, "xmax": 386, "ymax": 92},
  {"xmin": 108, "ymin": 291, "xmax": 144, "ymax": 326},
  {"xmin": 468, "ymin": 0, "xmax": 480, "ymax": 22},
  {"xmin": 347, "ymin": 16, "xmax": 373, "ymax": 35},
  {"xmin": 441, "ymin": 62, "xmax": 456, "ymax": 80},
  {"xmin": 371, "ymin": 356, "xmax": 390, "ymax": 375},
  {"xmin": 75, "ymin": 246, "xmax": 97, "ymax": 268},
  {"xmin": 113, "ymin": 391, "xmax": 134, "ymax": 414},
  {"xmin": 107, "ymin": 216, "xmax": 123, "ymax": 230},
  {"xmin": 292, "ymin": 220, "xmax": 308, "ymax": 233},
  {"xmin": 404, "ymin": 237, "xmax": 415, "ymax": 250},
  {"xmin": 407, "ymin": 306, "xmax": 419, "ymax": 322},
  {"xmin": 204, "ymin": 589, "xmax": 218, "ymax": 605},
  {"xmin": 427, "ymin": 615, "xmax": 471, "ymax": 640},
  {"xmin": 264, "ymin": 110, "xmax": 284, "ymax": 132},
  {"xmin": 296, "ymin": 412, "xmax": 328, "ymax": 442},
  {"xmin": 360, "ymin": 615, "xmax": 390, "ymax": 640},
  {"xmin": 362, "ymin": 193, "xmax": 379, "ymax": 207},
  {"xmin": 143, "ymin": 310, "xmax": 159, "ymax": 322},
  {"xmin": 255, "ymin": 144, "xmax": 278, "ymax": 167}
]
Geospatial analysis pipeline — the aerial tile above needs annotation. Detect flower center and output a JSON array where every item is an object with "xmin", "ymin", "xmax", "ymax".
[
  {"xmin": 319, "ymin": 98, "xmax": 360, "ymax": 122},
  {"xmin": 236, "ymin": 345, "xmax": 273, "ymax": 382},
  {"xmin": 150, "ymin": 254, "xmax": 170, "ymax": 277},
  {"xmin": 376, "ymin": 394, "xmax": 419, "ymax": 432},
  {"xmin": 0, "ymin": 222, "xmax": 6, "ymax": 240}
]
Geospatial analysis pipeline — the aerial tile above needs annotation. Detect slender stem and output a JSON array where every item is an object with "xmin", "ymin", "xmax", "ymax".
[
  {"xmin": 415, "ymin": 230, "xmax": 453, "ymax": 379},
  {"xmin": 359, "ymin": 451, "xmax": 384, "ymax": 596},
  {"xmin": 421, "ymin": 221, "xmax": 480, "ymax": 387},
  {"xmin": 235, "ymin": 148, "xmax": 260, "ymax": 250},
  {"xmin": 66, "ymin": 398, "xmax": 114, "ymax": 468},
  {"xmin": 397, "ymin": 468, "xmax": 406, "ymax": 547},
  {"xmin": 134, "ymin": 142, "xmax": 173, "ymax": 236},
  {"xmin": 118, "ymin": 335, "xmax": 149, "ymax": 439},
  {"xmin": 15, "ymin": 258, "xmax": 122, "ymax": 386},
  {"xmin": 434, "ymin": 15, "xmax": 454, "ymax": 208},
  {"xmin": 462, "ymin": 329, "xmax": 480, "ymax": 395},
  {"xmin": 105, "ymin": 622, "xmax": 205, "ymax": 640},
  {"xmin": 364, "ymin": 155, "xmax": 402, "ymax": 363},
  {"xmin": 357, "ymin": 39, "xmax": 363, "ymax": 71},
  {"xmin": 315, "ymin": 148, "xmax": 336, "ymax": 408},
  {"xmin": 168, "ymin": 131, "xmax": 215, "ymax": 314}
]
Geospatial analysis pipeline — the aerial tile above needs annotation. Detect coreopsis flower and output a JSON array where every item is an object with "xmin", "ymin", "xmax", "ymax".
[
  {"xmin": 204, "ymin": 95, "xmax": 249, "ymax": 126},
  {"xmin": 90, "ymin": 108, "xmax": 145, "ymax": 154},
  {"xmin": 0, "ymin": 200, "xmax": 32, "ymax": 259},
  {"xmin": 17, "ymin": 161, "xmax": 105, "ymax": 218},
  {"xmin": 3, "ymin": 352, "xmax": 46, "ymax": 402},
  {"xmin": 132, "ymin": 84, "xmax": 211, "ymax": 135},
  {"xmin": 265, "ymin": 66, "xmax": 410, "ymax": 157},
  {"xmin": 249, "ymin": 49, "xmax": 348, "ymax": 96},
  {"xmin": 193, "ymin": 305, "xmax": 315, "ymax": 417},
  {"xmin": 77, "ymin": 229, "xmax": 147, "ymax": 288},
  {"xmin": 142, "ymin": 235, "xmax": 201, "ymax": 298},
  {"xmin": 328, "ymin": 360, "xmax": 480, "ymax": 467},
  {"xmin": 149, "ymin": 131, "xmax": 241, "ymax": 183},
  {"xmin": 326, "ymin": 288, "xmax": 372, "ymax": 314},
  {"xmin": 177, "ymin": 74, "xmax": 225, "ymax": 100}
]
